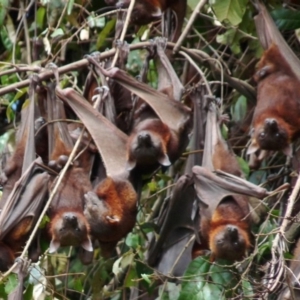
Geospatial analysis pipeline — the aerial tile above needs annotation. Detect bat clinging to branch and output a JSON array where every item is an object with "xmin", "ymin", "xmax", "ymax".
[
  {"xmin": 194, "ymin": 100, "xmax": 268, "ymax": 261},
  {"xmin": 248, "ymin": 1, "xmax": 300, "ymax": 157},
  {"xmin": 56, "ymin": 86, "xmax": 138, "ymax": 257},
  {"xmin": 94, "ymin": 64, "xmax": 191, "ymax": 174},
  {"xmin": 46, "ymin": 82, "xmax": 93, "ymax": 254}
]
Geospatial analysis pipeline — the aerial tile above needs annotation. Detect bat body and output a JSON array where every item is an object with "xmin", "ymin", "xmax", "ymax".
[
  {"xmin": 0, "ymin": 79, "xmax": 50, "ymax": 271},
  {"xmin": 46, "ymin": 84, "xmax": 93, "ymax": 254},
  {"xmin": 84, "ymin": 175, "xmax": 137, "ymax": 256},
  {"xmin": 248, "ymin": 44, "xmax": 300, "ymax": 156},
  {"xmin": 92, "ymin": 66, "xmax": 191, "ymax": 174},
  {"xmin": 194, "ymin": 101, "xmax": 265, "ymax": 261},
  {"xmin": 248, "ymin": 1, "xmax": 300, "ymax": 156},
  {"xmin": 56, "ymin": 87, "xmax": 138, "ymax": 257},
  {"xmin": 147, "ymin": 90, "xmax": 203, "ymax": 276}
]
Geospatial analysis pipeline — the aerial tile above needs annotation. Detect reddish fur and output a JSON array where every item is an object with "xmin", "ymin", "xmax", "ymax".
[
  {"xmin": 84, "ymin": 176, "xmax": 137, "ymax": 256},
  {"xmin": 48, "ymin": 139, "xmax": 93, "ymax": 248},
  {"xmin": 200, "ymin": 197, "xmax": 251, "ymax": 261},
  {"xmin": 251, "ymin": 44, "xmax": 300, "ymax": 151}
]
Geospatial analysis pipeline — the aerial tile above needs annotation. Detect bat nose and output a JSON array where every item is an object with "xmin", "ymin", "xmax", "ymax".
[
  {"xmin": 63, "ymin": 213, "xmax": 78, "ymax": 226},
  {"xmin": 265, "ymin": 118, "xmax": 277, "ymax": 127},
  {"xmin": 226, "ymin": 225, "xmax": 238, "ymax": 240},
  {"xmin": 138, "ymin": 133, "xmax": 151, "ymax": 144}
]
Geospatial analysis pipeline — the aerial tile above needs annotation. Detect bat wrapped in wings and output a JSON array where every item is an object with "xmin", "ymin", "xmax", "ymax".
[
  {"xmin": 247, "ymin": 0, "xmax": 300, "ymax": 158},
  {"xmin": 193, "ymin": 100, "xmax": 269, "ymax": 261},
  {"xmin": 56, "ymin": 86, "xmax": 138, "ymax": 257},
  {"xmin": 88, "ymin": 57, "xmax": 192, "ymax": 175},
  {"xmin": 147, "ymin": 88, "xmax": 205, "ymax": 276},
  {"xmin": 0, "ymin": 77, "xmax": 50, "ymax": 272}
]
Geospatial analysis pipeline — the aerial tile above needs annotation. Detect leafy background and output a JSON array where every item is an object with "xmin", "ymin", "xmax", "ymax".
[{"xmin": 0, "ymin": 0, "xmax": 300, "ymax": 299}]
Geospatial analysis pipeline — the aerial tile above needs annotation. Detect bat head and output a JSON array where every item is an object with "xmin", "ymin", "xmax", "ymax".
[
  {"xmin": 49, "ymin": 211, "xmax": 93, "ymax": 253},
  {"xmin": 126, "ymin": 130, "xmax": 171, "ymax": 171},
  {"xmin": 248, "ymin": 118, "xmax": 292, "ymax": 156},
  {"xmin": 209, "ymin": 224, "xmax": 250, "ymax": 261}
]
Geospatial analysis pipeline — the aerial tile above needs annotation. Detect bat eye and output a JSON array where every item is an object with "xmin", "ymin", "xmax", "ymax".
[
  {"xmin": 75, "ymin": 228, "xmax": 81, "ymax": 232},
  {"xmin": 275, "ymin": 133, "xmax": 280, "ymax": 138},
  {"xmin": 259, "ymin": 132, "xmax": 265, "ymax": 139}
]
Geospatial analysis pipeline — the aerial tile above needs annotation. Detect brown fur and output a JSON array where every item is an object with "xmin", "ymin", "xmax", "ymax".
[
  {"xmin": 47, "ymin": 131, "xmax": 93, "ymax": 252},
  {"xmin": 251, "ymin": 44, "xmax": 300, "ymax": 153},
  {"xmin": 84, "ymin": 176, "xmax": 137, "ymax": 257},
  {"xmin": 114, "ymin": 0, "xmax": 186, "ymax": 41},
  {"xmin": 200, "ymin": 196, "xmax": 251, "ymax": 261}
]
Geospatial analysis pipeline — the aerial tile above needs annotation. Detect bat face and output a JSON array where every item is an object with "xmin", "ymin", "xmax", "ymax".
[
  {"xmin": 254, "ymin": 118, "xmax": 289, "ymax": 151},
  {"xmin": 127, "ymin": 129, "xmax": 171, "ymax": 171},
  {"xmin": 209, "ymin": 224, "xmax": 250, "ymax": 261},
  {"xmin": 84, "ymin": 177, "xmax": 137, "ymax": 245},
  {"xmin": 49, "ymin": 211, "xmax": 93, "ymax": 253}
]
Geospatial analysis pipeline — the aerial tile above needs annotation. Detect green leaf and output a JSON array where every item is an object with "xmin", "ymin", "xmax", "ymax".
[
  {"xmin": 126, "ymin": 232, "xmax": 140, "ymax": 248},
  {"xmin": 67, "ymin": 0, "xmax": 74, "ymax": 15},
  {"xmin": 236, "ymin": 156, "xmax": 250, "ymax": 178},
  {"xmin": 36, "ymin": 7, "xmax": 46, "ymax": 29},
  {"xmin": 5, "ymin": 274, "xmax": 18, "ymax": 295},
  {"xmin": 211, "ymin": 0, "xmax": 248, "ymax": 26},
  {"xmin": 50, "ymin": 28, "xmax": 64, "ymax": 38},
  {"xmin": 271, "ymin": 9, "xmax": 300, "ymax": 31},
  {"xmin": 96, "ymin": 18, "xmax": 115, "ymax": 50},
  {"xmin": 0, "ymin": 0, "xmax": 9, "ymax": 27},
  {"xmin": 231, "ymin": 95, "xmax": 247, "ymax": 123},
  {"xmin": 141, "ymin": 274, "xmax": 151, "ymax": 285}
]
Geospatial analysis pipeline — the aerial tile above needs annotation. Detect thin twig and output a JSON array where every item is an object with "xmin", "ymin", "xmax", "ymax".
[{"xmin": 173, "ymin": 0, "xmax": 207, "ymax": 53}]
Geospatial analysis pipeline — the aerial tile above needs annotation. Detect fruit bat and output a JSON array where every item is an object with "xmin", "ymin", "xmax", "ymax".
[
  {"xmin": 90, "ymin": 62, "xmax": 191, "ymax": 174},
  {"xmin": 247, "ymin": 1, "xmax": 300, "ymax": 157},
  {"xmin": 0, "ymin": 77, "xmax": 50, "ymax": 271},
  {"xmin": 109, "ymin": 0, "xmax": 187, "ymax": 41},
  {"xmin": 147, "ymin": 88, "xmax": 204, "ymax": 276},
  {"xmin": 193, "ymin": 100, "xmax": 269, "ymax": 261},
  {"xmin": 46, "ymin": 82, "xmax": 93, "ymax": 254},
  {"xmin": 56, "ymin": 86, "xmax": 138, "ymax": 257}
]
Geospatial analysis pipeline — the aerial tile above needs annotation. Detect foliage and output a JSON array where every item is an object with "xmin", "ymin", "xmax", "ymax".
[{"xmin": 0, "ymin": 0, "xmax": 299, "ymax": 299}]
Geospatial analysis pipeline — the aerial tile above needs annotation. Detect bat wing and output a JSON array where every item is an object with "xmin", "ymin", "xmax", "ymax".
[
  {"xmin": 147, "ymin": 90, "xmax": 204, "ymax": 275},
  {"xmin": 93, "ymin": 65, "xmax": 191, "ymax": 133},
  {"xmin": 202, "ymin": 100, "xmax": 219, "ymax": 171},
  {"xmin": 0, "ymin": 158, "xmax": 49, "ymax": 239},
  {"xmin": 193, "ymin": 166, "xmax": 268, "ymax": 214},
  {"xmin": 155, "ymin": 37, "xmax": 184, "ymax": 101},
  {"xmin": 147, "ymin": 174, "xmax": 198, "ymax": 276},
  {"xmin": 56, "ymin": 87, "xmax": 128, "ymax": 177},
  {"xmin": 254, "ymin": 0, "xmax": 300, "ymax": 80}
]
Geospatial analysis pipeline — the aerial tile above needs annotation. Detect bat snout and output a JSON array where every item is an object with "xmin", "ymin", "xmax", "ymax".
[
  {"xmin": 264, "ymin": 118, "xmax": 278, "ymax": 131},
  {"xmin": 63, "ymin": 213, "xmax": 78, "ymax": 227},
  {"xmin": 137, "ymin": 132, "xmax": 152, "ymax": 145},
  {"xmin": 226, "ymin": 225, "xmax": 239, "ymax": 240}
]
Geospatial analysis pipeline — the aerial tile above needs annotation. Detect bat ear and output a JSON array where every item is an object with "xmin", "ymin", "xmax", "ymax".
[
  {"xmin": 49, "ymin": 239, "xmax": 60, "ymax": 253},
  {"xmin": 247, "ymin": 139, "xmax": 259, "ymax": 155},
  {"xmin": 81, "ymin": 237, "xmax": 93, "ymax": 252},
  {"xmin": 126, "ymin": 159, "xmax": 136, "ymax": 171},
  {"xmin": 158, "ymin": 153, "xmax": 171, "ymax": 167},
  {"xmin": 283, "ymin": 144, "xmax": 293, "ymax": 157}
]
